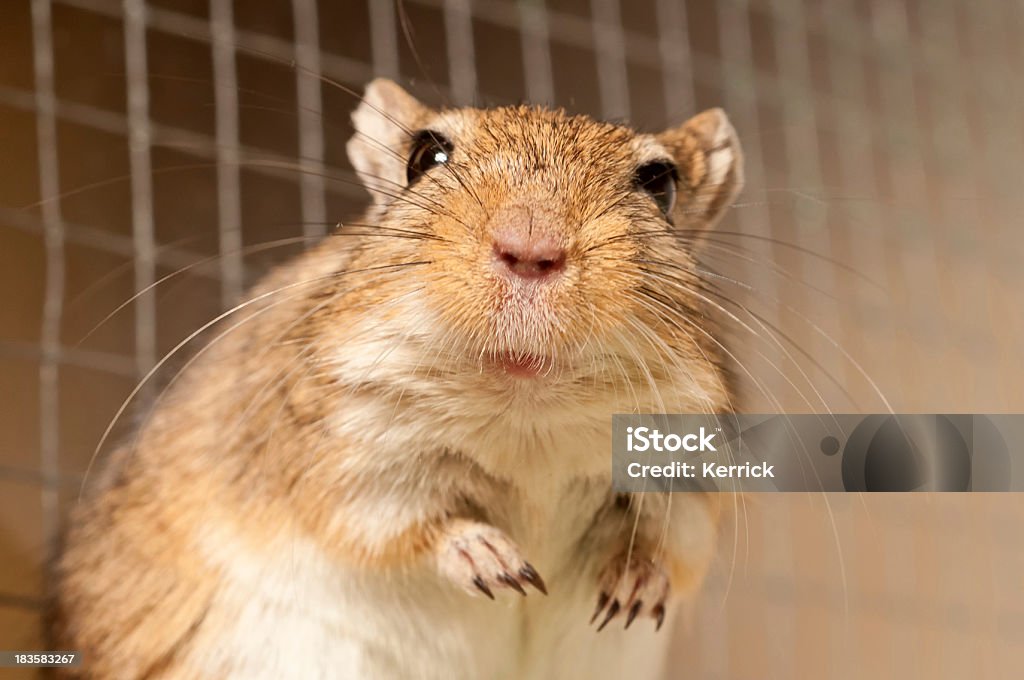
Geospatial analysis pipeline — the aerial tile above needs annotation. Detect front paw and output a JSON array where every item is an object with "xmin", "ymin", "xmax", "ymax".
[
  {"xmin": 436, "ymin": 520, "xmax": 547, "ymax": 599},
  {"xmin": 591, "ymin": 551, "xmax": 670, "ymax": 632}
]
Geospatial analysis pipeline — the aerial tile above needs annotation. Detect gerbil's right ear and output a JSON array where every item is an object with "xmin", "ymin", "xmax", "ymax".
[
  {"xmin": 347, "ymin": 79, "xmax": 432, "ymax": 206},
  {"xmin": 656, "ymin": 108, "xmax": 744, "ymax": 231}
]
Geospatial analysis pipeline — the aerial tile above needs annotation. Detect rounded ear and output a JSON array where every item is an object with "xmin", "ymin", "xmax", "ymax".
[
  {"xmin": 656, "ymin": 108, "xmax": 744, "ymax": 230},
  {"xmin": 346, "ymin": 79, "xmax": 432, "ymax": 206}
]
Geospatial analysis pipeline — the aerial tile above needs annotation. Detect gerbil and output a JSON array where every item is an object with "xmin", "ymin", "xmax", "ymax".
[{"xmin": 53, "ymin": 79, "xmax": 744, "ymax": 680}]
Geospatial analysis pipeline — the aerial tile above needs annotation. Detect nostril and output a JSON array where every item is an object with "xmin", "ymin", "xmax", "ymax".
[
  {"xmin": 535, "ymin": 257, "xmax": 563, "ymax": 273},
  {"xmin": 493, "ymin": 239, "xmax": 566, "ymax": 280},
  {"xmin": 497, "ymin": 249, "xmax": 520, "ymax": 270}
]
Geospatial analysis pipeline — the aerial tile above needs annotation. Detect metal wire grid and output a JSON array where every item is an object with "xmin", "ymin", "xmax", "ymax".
[
  {"xmin": 3, "ymin": 0, "xmax": 1016, "ymax": 388},
  {"xmin": 1, "ymin": 0, "xmax": 1023, "ymax": 677}
]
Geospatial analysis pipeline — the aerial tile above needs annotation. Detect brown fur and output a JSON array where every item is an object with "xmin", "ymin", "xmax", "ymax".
[{"xmin": 53, "ymin": 79, "xmax": 743, "ymax": 678}]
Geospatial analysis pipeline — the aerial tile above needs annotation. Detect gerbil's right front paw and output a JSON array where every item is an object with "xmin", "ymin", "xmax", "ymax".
[{"xmin": 436, "ymin": 520, "xmax": 547, "ymax": 599}]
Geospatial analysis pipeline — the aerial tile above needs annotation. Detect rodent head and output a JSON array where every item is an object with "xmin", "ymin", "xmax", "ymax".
[{"xmin": 336, "ymin": 79, "xmax": 743, "ymax": 413}]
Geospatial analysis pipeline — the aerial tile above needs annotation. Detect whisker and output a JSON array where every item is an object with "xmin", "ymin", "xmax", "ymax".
[
  {"xmin": 75, "ymin": 236, "xmax": 315, "ymax": 347},
  {"xmin": 78, "ymin": 260, "xmax": 431, "ymax": 501},
  {"xmin": 639, "ymin": 257, "xmax": 863, "ymax": 411}
]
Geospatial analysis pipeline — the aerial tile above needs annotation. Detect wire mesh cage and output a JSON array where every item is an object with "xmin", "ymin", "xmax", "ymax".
[{"xmin": 1, "ymin": 0, "xmax": 1022, "ymax": 677}]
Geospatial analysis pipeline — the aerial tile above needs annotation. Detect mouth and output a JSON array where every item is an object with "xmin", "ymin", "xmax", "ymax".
[{"xmin": 486, "ymin": 351, "xmax": 552, "ymax": 379}]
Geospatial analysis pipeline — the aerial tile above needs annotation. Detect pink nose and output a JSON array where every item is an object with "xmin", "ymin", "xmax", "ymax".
[
  {"xmin": 492, "ymin": 228, "xmax": 566, "ymax": 280},
  {"xmin": 489, "ymin": 204, "xmax": 569, "ymax": 280}
]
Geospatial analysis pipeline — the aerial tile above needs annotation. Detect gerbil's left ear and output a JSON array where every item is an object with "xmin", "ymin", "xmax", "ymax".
[
  {"xmin": 656, "ymin": 108, "xmax": 744, "ymax": 230},
  {"xmin": 347, "ymin": 78, "xmax": 433, "ymax": 206}
]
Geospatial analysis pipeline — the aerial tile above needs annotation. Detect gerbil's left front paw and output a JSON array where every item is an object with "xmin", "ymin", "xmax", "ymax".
[{"xmin": 591, "ymin": 551, "xmax": 670, "ymax": 632}]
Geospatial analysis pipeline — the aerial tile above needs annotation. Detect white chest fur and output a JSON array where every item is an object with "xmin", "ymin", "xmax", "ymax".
[
  {"xmin": 193, "ymin": 520, "xmax": 673, "ymax": 680},
  {"xmin": 179, "ymin": 338, "xmax": 693, "ymax": 679}
]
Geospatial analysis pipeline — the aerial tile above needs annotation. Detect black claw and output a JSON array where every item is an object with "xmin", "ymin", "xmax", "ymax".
[
  {"xmin": 653, "ymin": 603, "xmax": 666, "ymax": 631},
  {"xmin": 473, "ymin": 575, "xmax": 495, "ymax": 600},
  {"xmin": 520, "ymin": 563, "xmax": 548, "ymax": 595},
  {"xmin": 590, "ymin": 592, "xmax": 610, "ymax": 623},
  {"xmin": 498, "ymin": 573, "xmax": 527, "ymax": 596},
  {"xmin": 625, "ymin": 600, "xmax": 643, "ymax": 629},
  {"xmin": 596, "ymin": 600, "xmax": 621, "ymax": 632}
]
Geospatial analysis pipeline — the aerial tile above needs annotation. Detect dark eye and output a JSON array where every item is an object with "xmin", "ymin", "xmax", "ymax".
[
  {"xmin": 634, "ymin": 161, "xmax": 678, "ymax": 217},
  {"xmin": 407, "ymin": 130, "xmax": 453, "ymax": 185}
]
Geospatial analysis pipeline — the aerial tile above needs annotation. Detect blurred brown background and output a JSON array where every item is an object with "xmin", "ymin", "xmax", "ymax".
[{"xmin": 1, "ymin": 0, "xmax": 1022, "ymax": 678}]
